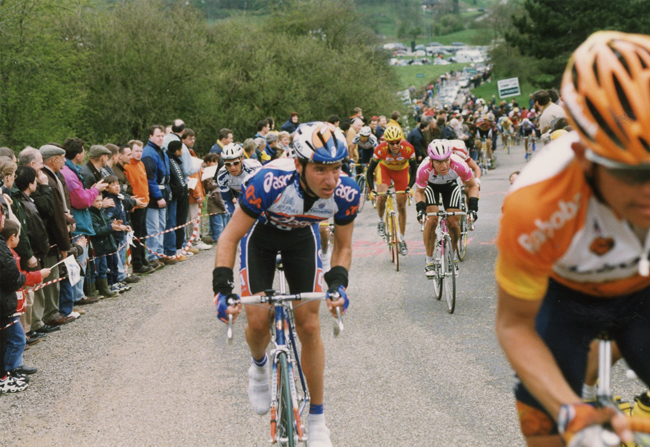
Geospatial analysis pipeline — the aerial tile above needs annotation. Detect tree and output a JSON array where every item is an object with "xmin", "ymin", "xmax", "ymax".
[
  {"xmin": 0, "ymin": 0, "xmax": 86, "ymax": 148},
  {"xmin": 507, "ymin": 0, "xmax": 650, "ymax": 87}
]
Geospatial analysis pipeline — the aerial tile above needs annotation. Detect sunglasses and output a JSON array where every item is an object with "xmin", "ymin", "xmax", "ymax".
[
  {"xmin": 224, "ymin": 161, "xmax": 241, "ymax": 168},
  {"xmin": 604, "ymin": 166, "xmax": 650, "ymax": 185},
  {"xmin": 387, "ymin": 141, "xmax": 401, "ymax": 146}
]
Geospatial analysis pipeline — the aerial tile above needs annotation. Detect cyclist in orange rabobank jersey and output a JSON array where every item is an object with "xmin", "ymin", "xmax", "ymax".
[{"xmin": 495, "ymin": 31, "xmax": 650, "ymax": 447}]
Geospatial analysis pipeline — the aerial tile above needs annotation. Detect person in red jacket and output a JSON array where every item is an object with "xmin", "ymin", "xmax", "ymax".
[{"xmin": 0, "ymin": 218, "xmax": 51, "ymax": 393}]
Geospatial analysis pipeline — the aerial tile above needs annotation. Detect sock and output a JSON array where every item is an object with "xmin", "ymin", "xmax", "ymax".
[
  {"xmin": 309, "ymin": 403, "xmax": 324, "ymax": 415},
  {"xmin": 252, "ymin": 354, "xmax": 268, "ymax": 368},
  {"xmin": 399, "ymin": 233, "xmax": 405, "ymax": 242},
  {"xmin": 582, "ymin": 383, "xmax": 597, "ymax": 401},
  {"xmin": 426, "ymin": 256, "xmax": 433, "ymax": 264},
  {"xmin": 378, "ymin": 216, "xmax": 383, "ymax": 223}
]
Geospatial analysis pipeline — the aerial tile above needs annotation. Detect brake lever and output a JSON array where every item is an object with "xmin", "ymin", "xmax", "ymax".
[
  {"xmin": 333, "ymin": 306, "xmax": 344, "ymax": 337},
  {"xmin": 227, "ymin": 314, "xmax": 233, "ymax": 344}
]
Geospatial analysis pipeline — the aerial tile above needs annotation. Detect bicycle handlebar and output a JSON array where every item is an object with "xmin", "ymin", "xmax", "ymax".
[
  {"xmin": 226, "ymin": 292, "xmax": 344, "ymax": 342},
  {"xmin": 426, "ymin": 211, "xmax": 466, "ymax": 217}
]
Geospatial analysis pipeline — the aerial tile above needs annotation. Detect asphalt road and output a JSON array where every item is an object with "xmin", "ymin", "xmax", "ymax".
[{"xmin": 0, "ymin": 142, "xmax": 643, "ymax": 446}]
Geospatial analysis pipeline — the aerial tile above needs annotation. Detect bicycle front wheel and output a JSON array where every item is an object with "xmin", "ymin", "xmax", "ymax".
[
  {"xmin": 458, "ymin": 217, "xmax": 468, "ymax": 261},
  {"xmin": 276, "ymin": 353, "xmax": 295, "ymax": 447},
  {"xmin": 432, "ymin": 239, "xmax": 443, "ymax": 300},
  {"xmin": 390, "ymin": 212, "xmax": 399, "ymax": 272},
  {"xmin": 443, "ymin": 235, "xmax": 456, "ymax": 314},
  {"xmin": 357, "ymin": 175, "xmax": 367, "ymax": 213}
]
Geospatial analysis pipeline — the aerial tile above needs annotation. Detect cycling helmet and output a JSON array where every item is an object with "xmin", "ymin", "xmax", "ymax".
[
  {"xmin": 562, "ymin": 31, "xmax": 650, "ymax": 168},
  {"xmin": 522, "ymin": 118, "xmax": 531, "ymax": 124},
  {"xmin": 427, "ymin": 139, "xmax": 452, "ymax": 161},
  {"xmin": 221, "ymin": 143, "xmax": 244, "ymax": 160},
  {"xmin": 487, "ymin": 112, "xmax": 495, "ymax": 121},
  {"xmin": 448, "ymin": 139, "xmax": 467, "ymax": 151},
  {"xmin": 293, "ymin": 122, "xmax": 348, "ymax": 164},
  {"xmin": 383, "ymin": 126, "xmax": 402, "ymax": 143},
  {"xmin": 551, "ymin": 129, "xmax": 568, "ymax": 141},
  {"xmin": 359, "ymin": 126, "xmax": 372, "ymax": 137}
]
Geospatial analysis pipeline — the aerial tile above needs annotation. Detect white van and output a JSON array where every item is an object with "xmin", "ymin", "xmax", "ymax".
[{"xmin": 454, "ymin": 50, "xmax": 484, "ymax": 64}]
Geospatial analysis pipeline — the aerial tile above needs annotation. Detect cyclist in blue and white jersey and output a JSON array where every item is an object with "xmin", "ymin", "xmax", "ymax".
[
  {"xmin": 351, "ymin": 125, "xmax": 379, "ymax": 166},
  {"xmin": 212, "ymin": 122, "xmax": 360, "ymax": 447},
  {"xmin": 216, "ymin": 143, "xmax": 262, "ymax": 215},
  {"xmin": 520, "ymin": 118, "xmax": 537, "ymax": 159}
]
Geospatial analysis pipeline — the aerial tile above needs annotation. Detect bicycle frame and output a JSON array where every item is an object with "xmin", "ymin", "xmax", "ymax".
[{"xmin": 225, "ymin": 257, "xmax": 344, "ymax": 445}]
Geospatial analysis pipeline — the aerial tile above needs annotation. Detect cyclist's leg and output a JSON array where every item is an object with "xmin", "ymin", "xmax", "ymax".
[
  {"xmin": 240, "ymin": 223, "xmax": 277, "ymax": 359},
  {"xmin": 514, "ymin": 280, "xmax": 616, "ymax": 444},
  {"xmin": 282, "ymin": 225, "xmax": 326, "ymax": 406},
  {"xmin": 376, "ymin": 164, "xmax": 390, "ymax": 221},
  {"xmin": 441, "ymin": 181, "xmax": 462, "ymax": 247},
  {"xmin": 611, "ymin": 283, "xmax": 650, "ymax": 390},
  {"xmin": 392, "ymin": 168, "xmax": 409, "ymax": 240},
  {"xmin": 319, "ymin": 223, "xmax": 330, "ymax": 254},
  {"xmin": 423, "ymin": 185, "xmax": 439, "ymax": 258}
]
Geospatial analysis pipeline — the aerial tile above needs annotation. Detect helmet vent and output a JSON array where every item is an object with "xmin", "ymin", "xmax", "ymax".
[
  {"xmin": 640, "ymin": 137, "xmax": 650, "ymax": 154},
  {"xmin": 609, "ymin": 42, "xmax": 632, "ymax": 77},
  {"xmin": 613, "ymin": 74, "xmax": 636, "ymax": 121},
  {"xmin": 572, "ymin": 65, "xmax": 579, "ymax": 91},
  {"xmin": 586, "ymin": 97, "xmax": 624, "ymax": 149},
  {"xmin": 638, "ymin": 52, "xmax": 648, "ymax": 69},
  {"xmin": 593, "ymin": 59, "xmax": 600, "ymax": 86}
]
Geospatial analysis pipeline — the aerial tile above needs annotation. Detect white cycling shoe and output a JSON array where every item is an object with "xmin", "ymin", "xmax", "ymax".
[
  {"xmin": 308, "ymin": 414, "xmax": 333, "ymax": 447},
  {"xmin": 248, "ymin": 363, "xmax": 271, "ymax": 415}
]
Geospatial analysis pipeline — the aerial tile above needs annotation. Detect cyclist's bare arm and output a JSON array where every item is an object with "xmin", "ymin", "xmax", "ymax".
[
  {"xmin": 496, "ymin": 285, "xmax": 580, "ymax": 419},
  {"xmin": 331, "ymin": 220, "xmax": 354, "ymax": 271},
  {"xmin": 215, "ymin": 206, "xmax": 257, "ymax": 269},
  {"xmin": 467, "ymin": 158, "xmax": 481, "ymax": 180},
  {"xmin": 414, "ymin": 186, "xmax": 426, "ymax": 205},
  {"xmin": 464, "ymin": 177, "xmax": 480, "ymax": 198}
]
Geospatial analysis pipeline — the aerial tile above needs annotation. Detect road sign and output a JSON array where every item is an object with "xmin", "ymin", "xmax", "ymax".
[
  {"xmin": 416, "ymin": 73, "xmax": 425, "ymax": 78},
  {"xmin": 497, "ymin": 77, "xmax": 521, "ymax": 98}
]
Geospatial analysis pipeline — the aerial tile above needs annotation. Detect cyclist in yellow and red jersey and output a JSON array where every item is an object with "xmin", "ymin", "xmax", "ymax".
[
  {"xmin": 367, "ymin": 126, "xmax": 418, "ymax": 256},
  {"xmin": 495, "ymin": 31, "xmax": 650, "ymax": 447}
]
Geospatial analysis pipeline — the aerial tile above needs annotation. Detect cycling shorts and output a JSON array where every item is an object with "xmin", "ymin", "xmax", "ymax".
[
  {"xmin": 424, "ymin": 182, "xmax": 462, "ymax": 210},
  {"xmin": 239, "ymin": 222, "xmax": 323, "ymax": 297},
  {"xmin": 477, "ymin": 128, "xmax": 492, "ymax": 140},
  {"xmin": 522, "ymin": 128, "xmax": 535, "ymax": 137},
  {"xmin": 514, "ymin": 279, "xmax": 650, "ymax": 436},
  {"xmin": 377, "ymin": 163, "xmax": 409, "ymax": 191},
  {"xmin": 360, "ymin": 148, "xmax": 374, "ymax": 165}
]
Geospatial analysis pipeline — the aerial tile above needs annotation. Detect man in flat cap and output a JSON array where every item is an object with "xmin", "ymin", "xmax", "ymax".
[{"xmin": 80, "ymin": 145, "xmax": 112, "ymax": 190}]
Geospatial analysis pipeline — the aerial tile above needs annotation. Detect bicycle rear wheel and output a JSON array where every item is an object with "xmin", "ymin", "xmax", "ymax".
[
  {"xmin": 276, "ymin": 353, "xmax": 295, "ymax": 447},
  {"xmin": 385, "ymin": 212, "xmax": 394, "ymax": 264},
  {"xmin": 443, "ymin": 235, "xmax": 456, "ymax": 314},
  {"xmin": 390, "ymin": 213, "xmax": 399, "ymax": 272}
]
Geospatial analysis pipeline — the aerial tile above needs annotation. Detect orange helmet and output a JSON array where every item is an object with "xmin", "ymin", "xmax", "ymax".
[{"xmin": 561, "ymin": 31, "xmax": 650, "ymax": 168}]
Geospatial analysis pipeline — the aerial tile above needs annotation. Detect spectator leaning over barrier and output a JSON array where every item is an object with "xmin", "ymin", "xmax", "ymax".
[
  {"xmin": 142, "ymin": 125, "xmax": 174, "ymax": 266},
  {"xmin": 280, "ymin": 112, "xmax": 300, "ymax": 134},
  {"xmin": 124, "ymin": 140, "xmax": 156, "ymax": 274},
  {"xmin": 210, "ymin": 128, "xmax": 233, "ymax": 157}
]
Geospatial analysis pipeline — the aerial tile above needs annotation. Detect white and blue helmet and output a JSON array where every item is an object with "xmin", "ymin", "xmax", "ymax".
[{"xmin": 293, "ymin": 122, "xmax": 348, "ymax": 164}]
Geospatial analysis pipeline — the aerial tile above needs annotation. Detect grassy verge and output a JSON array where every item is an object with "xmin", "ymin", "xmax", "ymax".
[
  {"xmin": 468, "ymin": 78, "xmax": 537, "ymax": 108},
  {"xmin": 393, "ymin": 63, "xmax": 468, "ymax": 90}
]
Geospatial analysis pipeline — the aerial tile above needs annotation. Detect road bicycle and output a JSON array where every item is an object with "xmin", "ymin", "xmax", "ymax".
[
  {"xmin": 476, "ymin": 138, "xmax": 490, "ymax": 176},
  {"xmin": 375, "ymin": 189, "xmax": 410, "ymax": 272},
  {"xmin": 422, "ymin": 196, "xmax": 465, "ymax": 314},
  {"xmin": 226, "ymin": 255, "xmax": 344, "ymax": 446},
  {"xmin": 589, "ymin": 333, "xmax": 650, "ymax": 446}
]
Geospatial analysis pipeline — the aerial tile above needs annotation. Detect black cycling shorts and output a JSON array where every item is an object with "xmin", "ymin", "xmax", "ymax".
[
  {"xmin": 424, "ymin": 182, "xmax": 462, "ymax": 210},
  {"xmin": 477, "ymin": 128, "xmax": 492, "ymax": 140},
  {"xmin": 514, "ymin": 279, "xmax": 650, "ymax": 434},
  {"xmin": 239, "ymin": 221, "xmax": 323, "ymax": 296}
]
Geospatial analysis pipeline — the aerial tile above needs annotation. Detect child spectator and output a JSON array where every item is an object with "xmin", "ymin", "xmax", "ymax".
[
  {"xmin": 89, "ymin": 195, "xmax": 128, "ymax": 299},
  {"xmin": 0, "ymin": 219, "xmax": 51, "ymax": 393},
  {"xmin": 202, "ymin": 154, "xmax": 228, "ymax": 245},
  {"xmin": 101, "ymin": 175, "xmax": 134, "ymax": 293}
]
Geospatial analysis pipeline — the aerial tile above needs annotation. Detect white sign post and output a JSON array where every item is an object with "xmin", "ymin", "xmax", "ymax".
[{"xmin": 497, "ymin": 77, "xmax": 521, "ymax": 98}]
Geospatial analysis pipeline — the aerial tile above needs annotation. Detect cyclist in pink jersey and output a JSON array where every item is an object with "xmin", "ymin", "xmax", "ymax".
[{"xmin": 414, "ymin": 139, "xmax": 479, "ymax": 277}]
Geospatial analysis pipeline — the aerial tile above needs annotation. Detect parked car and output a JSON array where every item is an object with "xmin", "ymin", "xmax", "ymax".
[
  {"xmin": 451, "ymin": 41, "xmax": 467, "ymax": 47},
  {"xmin": 433, "ymin": 58, "xmax": 451, "ymax": 65},
  {"xmin": 415, "ymin": 44, "xmax": 426, "ymax": 51}
]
